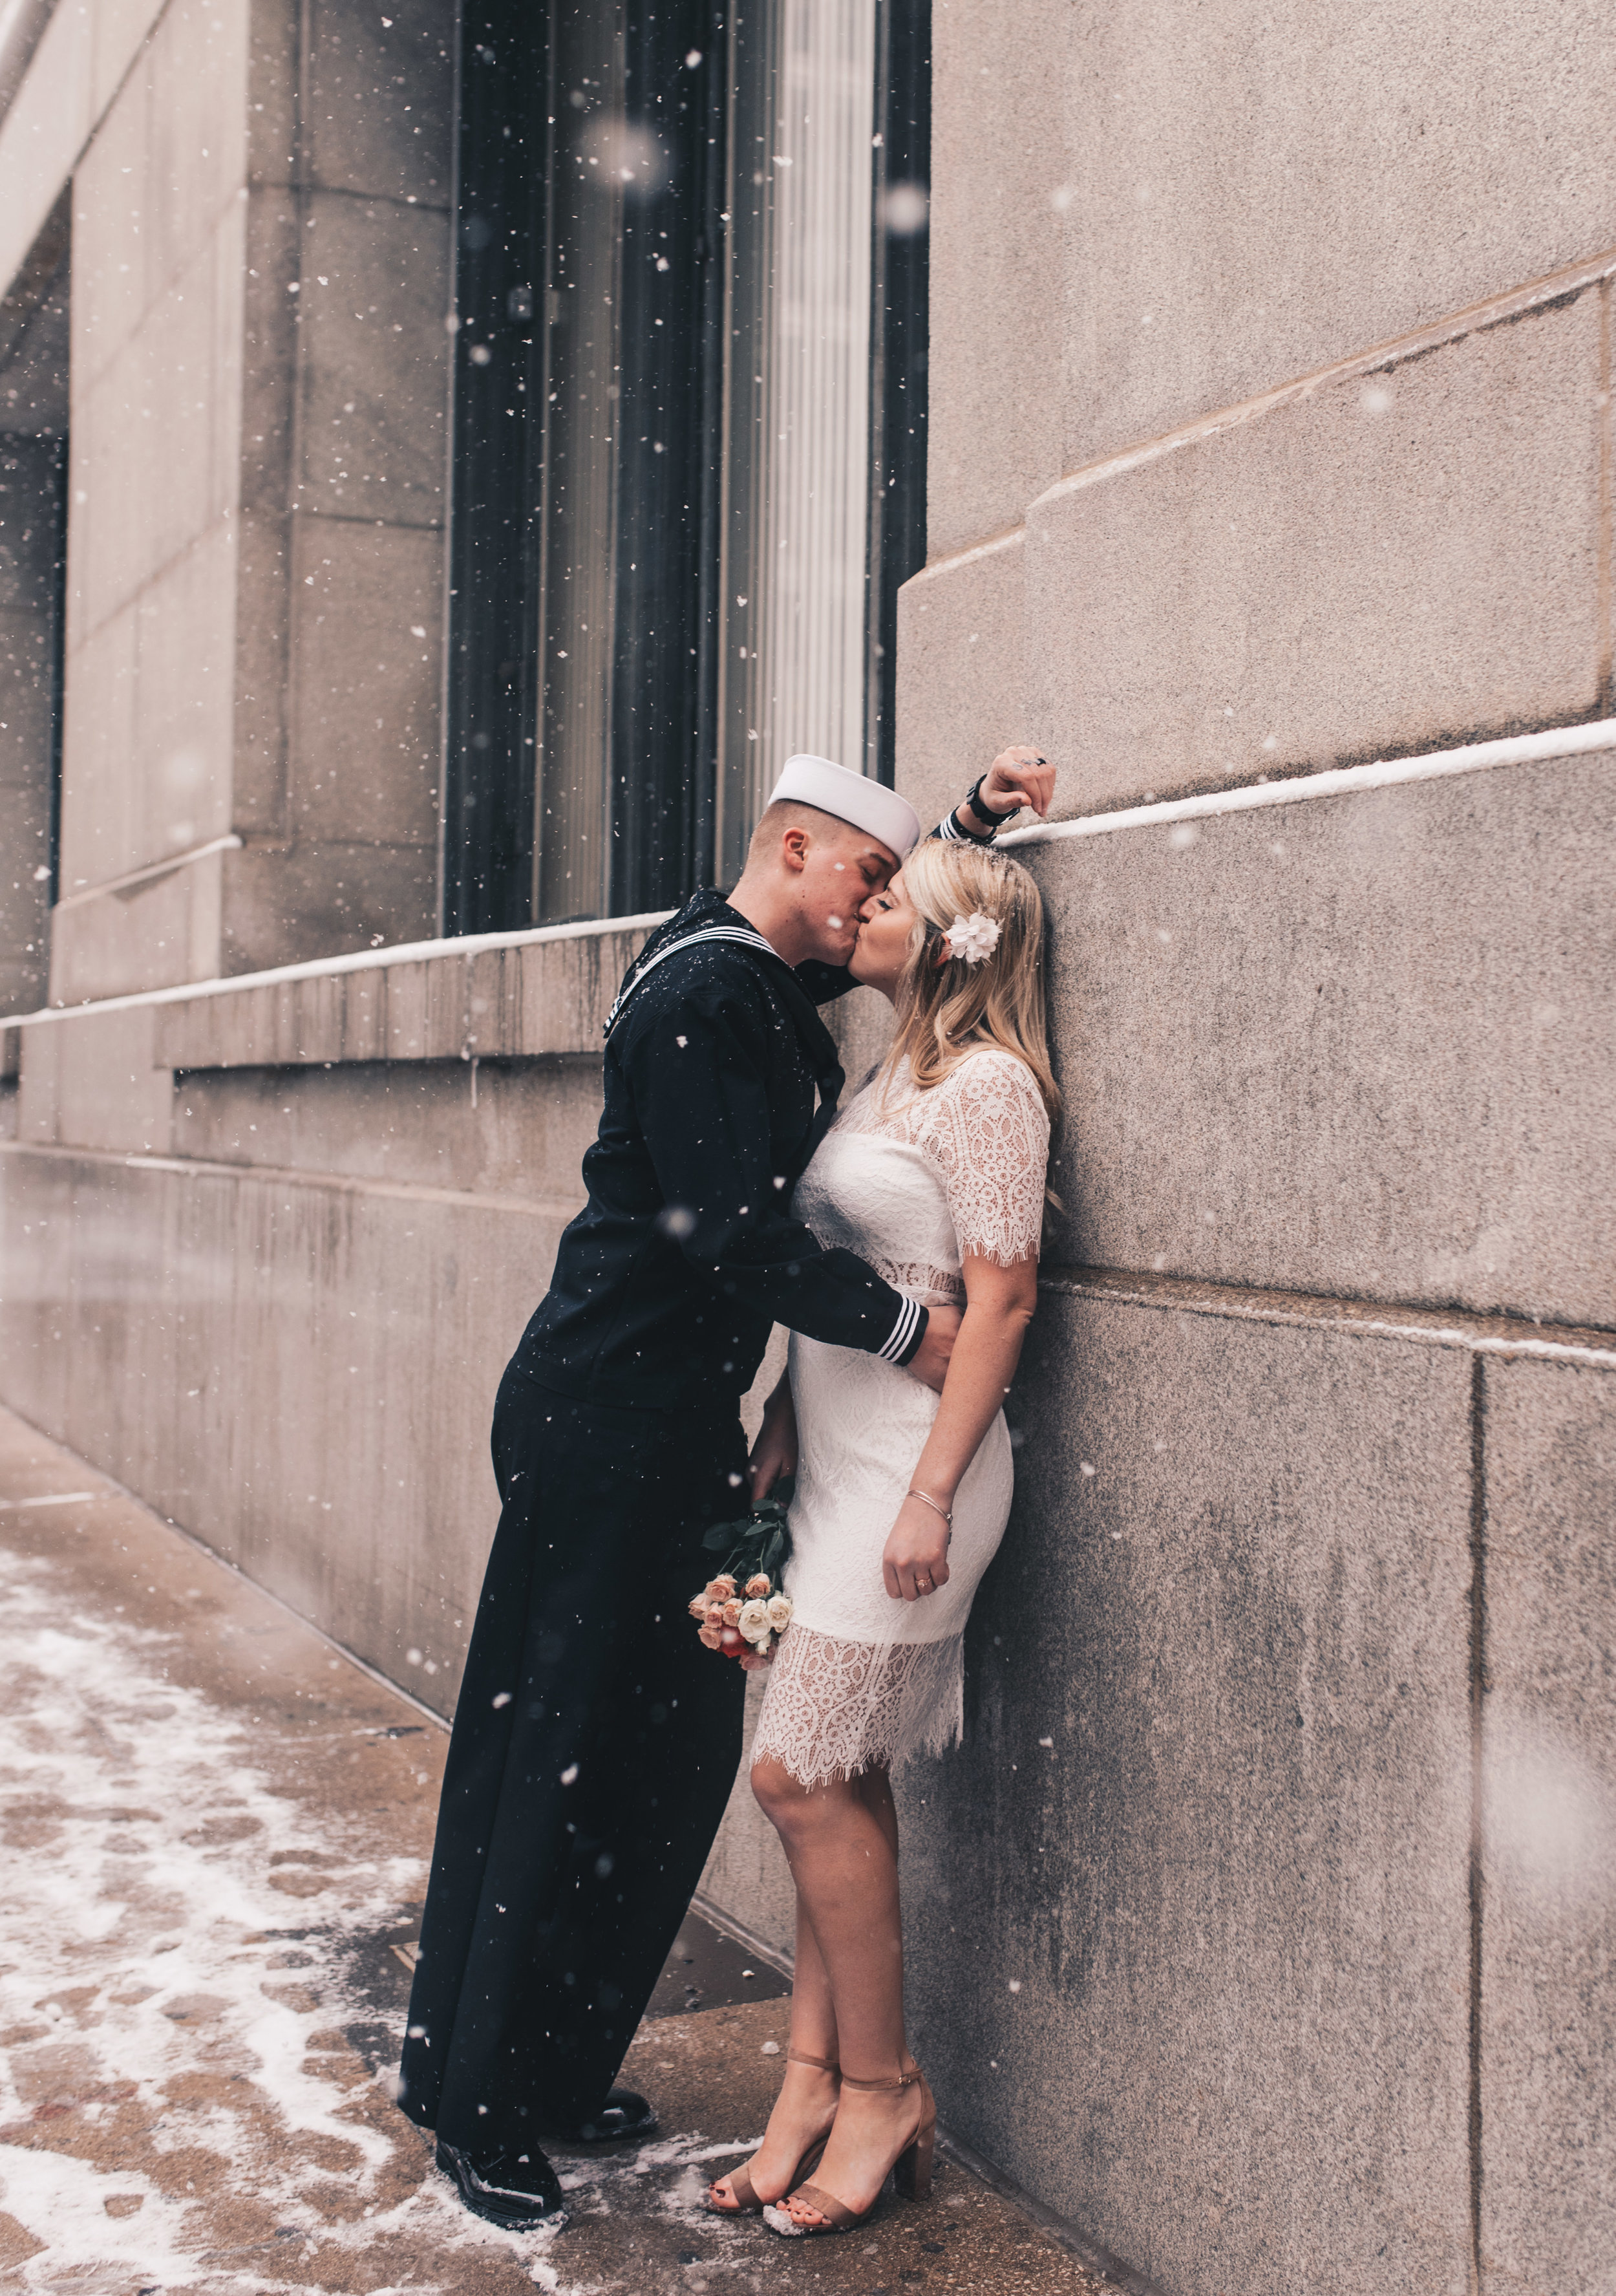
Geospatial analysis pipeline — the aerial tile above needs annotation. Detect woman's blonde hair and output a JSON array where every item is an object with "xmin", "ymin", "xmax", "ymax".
[{"xmin": 878, "ymin": 840, "xmax": 1061, "ymax": 1128}]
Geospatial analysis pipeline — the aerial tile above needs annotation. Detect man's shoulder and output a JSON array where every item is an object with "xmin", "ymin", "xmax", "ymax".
[
  {"xmin": 633, "ymin": 937, "xmax": 782, "ymax": 1014},
  {"xmin": 611, "ymin": 908, "xmax": 791, "ymax": 1047}
]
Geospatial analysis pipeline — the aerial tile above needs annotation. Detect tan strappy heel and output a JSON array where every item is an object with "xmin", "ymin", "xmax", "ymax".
[
  {"xmin": 705, "ymin": 2049, "xmax": 841, "ymax": 2216},
  {"xmin": 771, "ymin": 2065, "xmax": 935, "ymax": 2235}
]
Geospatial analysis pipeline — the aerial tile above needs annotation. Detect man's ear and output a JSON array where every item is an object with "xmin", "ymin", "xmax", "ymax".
[{"xmin": 779, "ymin": 826, "xmax": 810, "ymax": 875}]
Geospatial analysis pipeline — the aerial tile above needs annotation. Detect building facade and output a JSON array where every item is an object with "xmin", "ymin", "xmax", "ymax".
[{"xmin": 0, "ymin": 2, "xmax": 1611, "ymax": 2290}]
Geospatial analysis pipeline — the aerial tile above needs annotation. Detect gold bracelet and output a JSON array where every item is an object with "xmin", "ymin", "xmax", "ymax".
[{"xmin": 907, "ymin": 1486, "xmax": 953, "ymax": 1527}]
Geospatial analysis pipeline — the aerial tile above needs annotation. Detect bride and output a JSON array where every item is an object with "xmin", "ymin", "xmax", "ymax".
[{"xmin": 707, "ymin": 833, "xmax": 1058, "ymax": 2235}]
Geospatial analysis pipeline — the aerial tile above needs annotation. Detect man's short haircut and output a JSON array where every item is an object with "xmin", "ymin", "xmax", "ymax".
[{"xmin": 747, "ymin": 797, "xmax": 860, "ymax": 863}]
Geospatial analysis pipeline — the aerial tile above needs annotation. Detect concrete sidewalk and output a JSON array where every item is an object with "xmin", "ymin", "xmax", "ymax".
[{"xmin": 0, "ymin": 1405, "xmax": 1111, "ymax": 2296}]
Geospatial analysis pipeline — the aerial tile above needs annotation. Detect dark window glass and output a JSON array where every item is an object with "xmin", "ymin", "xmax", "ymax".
[{"xmin": 445, "ymin": 1, "xmax": 928, "ymax": 933}]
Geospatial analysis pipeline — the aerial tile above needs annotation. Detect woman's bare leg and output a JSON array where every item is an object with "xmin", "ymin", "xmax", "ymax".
[
  {"xmin": 785, "ymin": 1767, "xmax": 897, "ymax": 2059},
  {"xmin": 856, "ymin": 1762, "xmax": 900, "ymax": 1864},
  {"xmin": 707, "ymin": 1853, "xmax": 840, "ymax": 2207},
  {"xmin": 750, "ymin": 1758, "xmax": 926, "ymax": 2225},
  {"xmin": 788, "ymin": 1892, "xmax": 838, "ymax": 2062}
]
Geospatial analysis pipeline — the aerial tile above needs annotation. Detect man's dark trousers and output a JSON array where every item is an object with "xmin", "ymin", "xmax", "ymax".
[{"xmin": 398, "ymin": 1359, "xmax": 747, "ymax": 2151}]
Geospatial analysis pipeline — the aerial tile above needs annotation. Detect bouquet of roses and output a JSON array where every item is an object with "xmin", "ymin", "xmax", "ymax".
[{"xmin": 688, "ymin": 1482, "xmax": 794, "ymax": 1663}]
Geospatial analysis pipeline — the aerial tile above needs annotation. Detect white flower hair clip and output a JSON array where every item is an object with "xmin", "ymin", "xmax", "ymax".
[{"xmin": 944, "ymin": 910, "xmax": 1001, "ymax": 965}]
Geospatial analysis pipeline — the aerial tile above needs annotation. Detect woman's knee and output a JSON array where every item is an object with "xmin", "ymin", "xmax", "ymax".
[
  {"xmin": 750, "ymin": 1755, "xmax": 808, "ymax": 1825},
  {"xmin": 750, "ymin": 1758, "xmax": 852, "ymax": 1843}
]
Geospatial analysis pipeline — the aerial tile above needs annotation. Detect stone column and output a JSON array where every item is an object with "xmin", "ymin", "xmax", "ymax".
[{"xmin": 51, "ymin": 0, "xmax": 454, "ymax": 1003}]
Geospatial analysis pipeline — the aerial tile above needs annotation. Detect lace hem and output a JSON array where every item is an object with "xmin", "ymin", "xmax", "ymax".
[{"xmin": 749, "ymin": 1624, "xmax": 964, "ymax": 1789}]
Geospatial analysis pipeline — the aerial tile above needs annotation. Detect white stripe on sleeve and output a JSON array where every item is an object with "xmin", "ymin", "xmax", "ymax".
[{"xmin": 875, "ymin": 1292, "xmax": 922, "ymax": 1365}]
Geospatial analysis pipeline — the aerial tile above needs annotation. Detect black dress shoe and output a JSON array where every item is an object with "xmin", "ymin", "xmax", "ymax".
[
  {"xmin": 435, "ymin": 2140, "xmax": 569, "ymax": 2230},
  {"xmin": 538, "ymin": 2086, "xmax": 659, "ymax": 2145}
]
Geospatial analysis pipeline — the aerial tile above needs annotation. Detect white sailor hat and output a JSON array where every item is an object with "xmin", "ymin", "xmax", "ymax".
[{"xmin": 769, "ymin": 753, "xmax": 922, "ymax": 859}]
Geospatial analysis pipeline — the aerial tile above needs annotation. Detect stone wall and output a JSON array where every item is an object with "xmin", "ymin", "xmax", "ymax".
[
  {"xmin": 890, "ymin": 736, "xmax": 1615, "ymax": 2295},
  {"xmin": 872, "ymin": 0, "xmax": 1616, "ymax": 2268},
  {"xmin": 2, "ymin": 730, "xmax": 1610, "ymax": 2296},
  {"xmin": 0, "ymin": 917, "xmax": 654, "ymax": 1677},
  {"xmin": 926, "ymin": 0, "xmax": 1616, "ymax": 564},
  {"xmin": 905, "ymin": 254, "xmax": 1615, "ymax": 828},
  {"xmin": 0, "ymin": 0, "xmax": 456, "ymax": 1005}
]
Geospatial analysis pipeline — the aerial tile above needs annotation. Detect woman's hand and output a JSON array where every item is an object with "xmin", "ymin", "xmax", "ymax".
[
  {"xmin": 749, "ymin": 1379, "xmax": 798, "ymax": 1503},
  {"xmin": 882, "ymin": 1494, "xmax": 953, "ymax": 1603},
  {"xmin": 979, "ymin": 746, "xmax": 1055, "ymax": 822}
]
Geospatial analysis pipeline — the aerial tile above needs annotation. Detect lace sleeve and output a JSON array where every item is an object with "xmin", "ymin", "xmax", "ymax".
[{"xmin": 915, "ymin": 1052, "xmax": 1050, "ymax": 1267}]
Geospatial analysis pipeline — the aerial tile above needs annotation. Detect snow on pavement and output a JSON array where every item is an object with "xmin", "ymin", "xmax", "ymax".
[{"xmin": 0, "ymin": 1410, "xmax": 1106, "ymax": 2296}]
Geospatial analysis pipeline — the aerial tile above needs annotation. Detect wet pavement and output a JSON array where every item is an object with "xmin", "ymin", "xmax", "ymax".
[{"xmin": 0, "ymin": 1402, "xmax": 1111, "ymax": 2295}]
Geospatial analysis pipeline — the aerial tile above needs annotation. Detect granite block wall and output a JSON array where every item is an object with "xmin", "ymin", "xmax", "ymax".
[
  {"xmin": 926, "ymin": 0, "xmax": 1616, "ymax": 563},
  {"xmin": 902, "ymin": 1283, "xmax": 1478, "ymax": 2294},
  {"xmin": 1479, "ymin": 1356, "xmax": 1616, "ymax": 2296},
  {"xmin": 7, "ymin": 0, "xmax": 458, "ymax": 1003}
]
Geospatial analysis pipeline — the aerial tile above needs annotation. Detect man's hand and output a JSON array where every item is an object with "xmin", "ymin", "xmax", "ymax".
[
  {"xmin": 747, "ymin": 1380, "xmax": 798, "ymax": 1503},
  {"xmin": 906, "ymin": 1303, "xmax": 961, "ymax": 1393},
  {"xmin": 974, "ymin": 745, "xmax": 1055, "ymax": 825}
]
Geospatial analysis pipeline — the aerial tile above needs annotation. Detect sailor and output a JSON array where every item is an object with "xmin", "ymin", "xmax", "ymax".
[{"xmin": 399, "ymin": 746, "xmax": 1054, "ymax": 2228}]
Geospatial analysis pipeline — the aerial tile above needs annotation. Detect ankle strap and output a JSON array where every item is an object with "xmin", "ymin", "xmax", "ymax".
[
  {"xmin": 839, "ymin": 2066, "xmax": 922, "ymax": 2092},
  {"xmin": 786, "ymin": 2048, "xmax": 840, "ymax": 2075}
]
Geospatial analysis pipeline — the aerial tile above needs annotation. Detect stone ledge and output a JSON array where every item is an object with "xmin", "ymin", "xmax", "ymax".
[
  {"xmin": 0, "ymin": 1137, "xmax": 586, "ymax": 1224},
  {"xmin": 5, "ymin": 910, "xmax": 670, "ymax": 1071},
  {"xmin": 74, "ymin": 1145, "xmax": 583, "ymax": 1224},
  {"xmin": 155, "ymin": 916, "xmax": 666, "ymax": 1069},
  {"xmin": 904, "ymin": 254, "xmax": 1616, "ymax": 824},
  {"xmin": 1029, "ymin": 277, "xmax": 1609, "ymax": 813},
  {"xmin": 1043, "ymin": 1266, "xmax": 1616, "ymax": 1368}
]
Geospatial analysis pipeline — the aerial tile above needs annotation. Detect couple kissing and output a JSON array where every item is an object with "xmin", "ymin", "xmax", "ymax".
[{"xmin": 398, "ymin": 746, "xmax": 1059, "ymax": 2240}]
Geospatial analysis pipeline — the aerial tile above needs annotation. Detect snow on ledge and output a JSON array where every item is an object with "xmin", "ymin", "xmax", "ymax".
[
  {"xmin": 0, "ymin": 907, "xmax": 675, "ymax": 1032},
  {"xmin": 997, "ymin": 718, "xmax": 1616, "ymax": 851},
  {"xmin": 6, "ymin": 716, "xmax": 1613, "ymax": 1035}
]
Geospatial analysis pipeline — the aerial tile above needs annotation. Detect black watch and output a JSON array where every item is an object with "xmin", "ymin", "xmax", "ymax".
[{"xmin": 964, "ymin": 775, "xmax": 1008, "ymax": 831}]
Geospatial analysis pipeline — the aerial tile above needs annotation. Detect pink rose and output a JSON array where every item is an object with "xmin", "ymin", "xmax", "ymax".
[
  {"xmin": 745, "ymin": 1574, "xmax": 771, "ymax": 1598},
  {"xmin": 697, "ymin": 1621, "xmax": 723, "ymax": 1650},
  {"xmin": 706, "ymin": 1574, "xmax": 738, "ymax": 1604},
  {"xmin": 688, "ymin": 1592, "xmax": 712, "ymax": 1621},
  {"xmin": 721, "ymin": 1599, "xmax": 743, "ymax": 1627}
]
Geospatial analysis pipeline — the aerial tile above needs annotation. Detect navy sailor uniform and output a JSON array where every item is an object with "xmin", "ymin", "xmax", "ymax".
[{"xmin": 399, "ymin": 812, "xmax": 995, "ymax": 2151}]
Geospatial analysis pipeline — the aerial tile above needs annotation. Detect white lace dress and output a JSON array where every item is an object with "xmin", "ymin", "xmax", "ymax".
[{"xmin": 750, "ymin": 1049, "xmax": 1050, "ymax": 1789}]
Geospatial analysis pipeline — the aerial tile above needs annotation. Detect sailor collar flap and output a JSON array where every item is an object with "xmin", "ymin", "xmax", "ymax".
[
  {"xmin": 604, "ymin": 919, "xmax": 781, "ymax": 1038},
  {"xmin": 604, "ymin": 901, "xmax": 845, "ymax": 1120}
]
